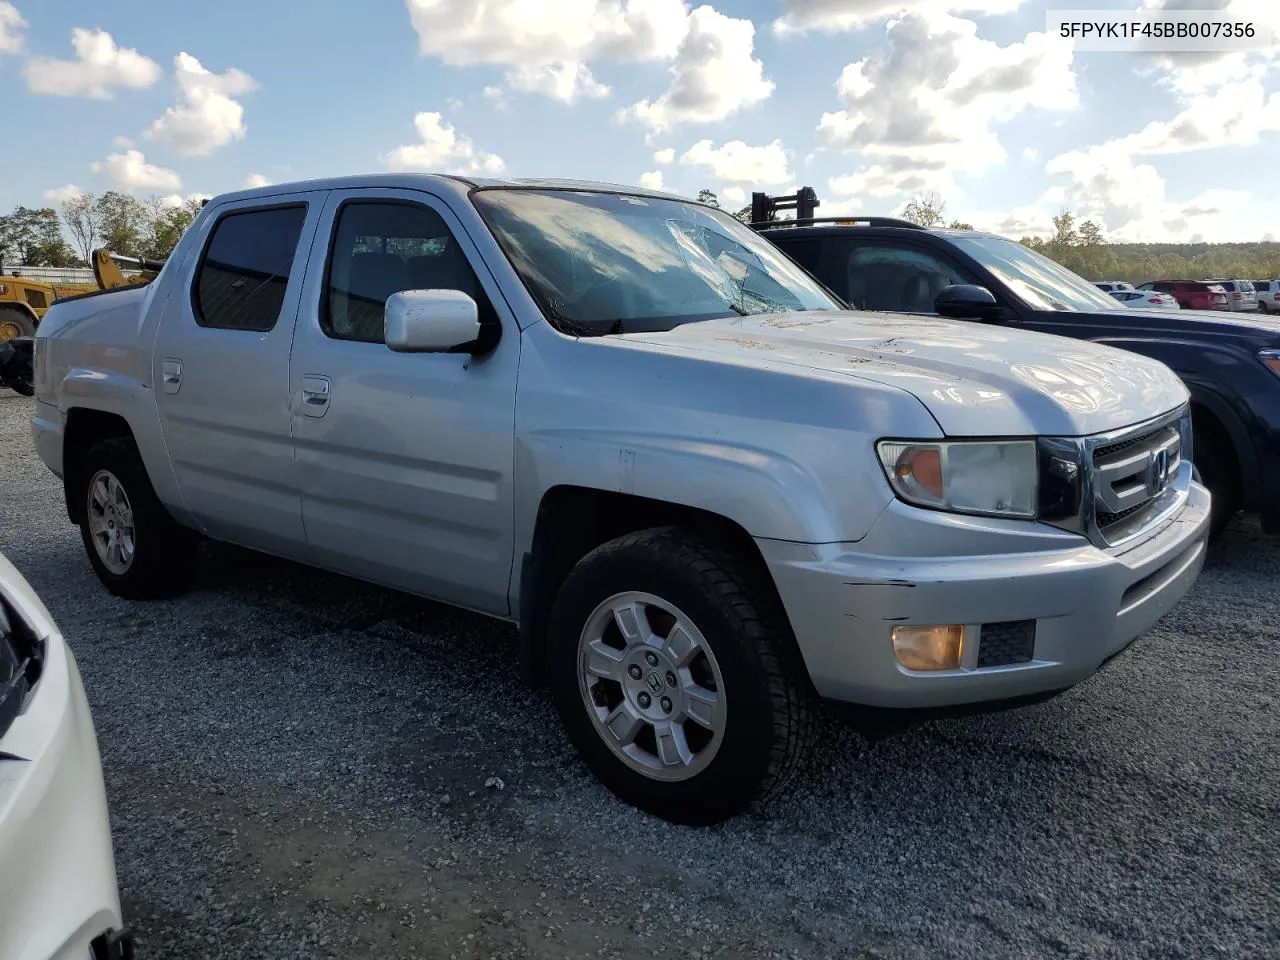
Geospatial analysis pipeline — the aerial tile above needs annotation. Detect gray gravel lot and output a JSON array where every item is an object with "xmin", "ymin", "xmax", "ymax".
[{"xmin": 1, "ymin": 390, "xmax": 1278, "ymax": 960}]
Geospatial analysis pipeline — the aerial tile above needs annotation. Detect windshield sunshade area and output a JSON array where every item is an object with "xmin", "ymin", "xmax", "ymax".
[
  {"xmin": 471, "ymin": 189, "xmax": 842, "ymax": 336},
  {"xmin": 950, "ymin": 234, "xmax": 1125, "ymax": 313}
]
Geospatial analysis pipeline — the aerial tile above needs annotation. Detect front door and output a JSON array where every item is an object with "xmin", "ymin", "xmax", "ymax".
[
  {"xmin": 152, "ymin": 193, "xmax": 327, "ymax": 555},
  {"xmin": 287, "ymin": 189, "xmax": 520, "ymax": 616}
]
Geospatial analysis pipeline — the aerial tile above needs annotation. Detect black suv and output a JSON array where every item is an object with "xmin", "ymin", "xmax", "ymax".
[{"xmin": 750, "ymin": 190, "xmax": 1280, "ymax": 538}]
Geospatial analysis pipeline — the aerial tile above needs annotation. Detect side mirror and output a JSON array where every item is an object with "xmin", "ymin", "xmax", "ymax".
[
  {"xmin": 934, "ymin": 284, "xmax": 1003, "ymax": 321},
  {"xmin": 385, "ymin": 289, "xmax": 481, "ymax": 353}
]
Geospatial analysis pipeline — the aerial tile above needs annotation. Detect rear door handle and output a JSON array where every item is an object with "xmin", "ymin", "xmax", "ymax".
[
  {"xmin": 300, "ymin": 374, "xmax": 331, "ymax": 418},
  {"xmin": 162, "ymin": 358, "xmax": 182, "ymax": 395}
]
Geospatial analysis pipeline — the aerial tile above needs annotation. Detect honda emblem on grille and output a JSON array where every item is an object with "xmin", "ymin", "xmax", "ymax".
[{"xmin": 1148, "ymin": 447, "xmax": 1171, "ymax": 495}]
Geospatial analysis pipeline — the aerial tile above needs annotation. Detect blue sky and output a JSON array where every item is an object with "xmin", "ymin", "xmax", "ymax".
[{"xmin": 0, "ymin": 0, "xmax": 1276, "ymax": 242}]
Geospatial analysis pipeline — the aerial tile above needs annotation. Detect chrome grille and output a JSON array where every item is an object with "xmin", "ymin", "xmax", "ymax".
[
  {"xmin": 1090, "ymin": 418, "xmax": 1185, "ymax": 546},
  {"xmin": 1040, "ymin": 405, "xmax": 1193, "ymax": 550}
]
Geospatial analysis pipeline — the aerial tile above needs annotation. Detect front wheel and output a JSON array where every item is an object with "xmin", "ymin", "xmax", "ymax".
[
  {"xmin": 1194, "ymin": 423, "xmax": 1241, "ymax": 541},
  {"xmin": 547, "ymin": 528, "xmax": 816, "ymax": 825},
  {"xmin": 0, "ymin": 306, "xmax": 36, "ymax": 342},
  {"xmin": 77, "ymin": 437, "xmax": 196, "ymax": 598}
]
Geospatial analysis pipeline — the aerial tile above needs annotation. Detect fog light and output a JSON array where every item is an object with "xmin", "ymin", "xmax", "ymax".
[{"xmin": 892, "ymin": 625, "xmax": 964, "ymax": 671}]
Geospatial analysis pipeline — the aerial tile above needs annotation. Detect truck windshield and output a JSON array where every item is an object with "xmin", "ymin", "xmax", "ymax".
[
  {"xmin": 472, "ymin": 188, "xmax": 842, "ymax": 335},
  {"xmin": 949, "ymin": 234, "xmax": 1124, "ymax": 313}
]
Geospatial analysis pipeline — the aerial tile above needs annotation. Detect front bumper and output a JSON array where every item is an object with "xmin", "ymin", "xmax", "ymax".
[
  {"xmin": 760, "ymin": 480, "xmax": 1211, "ymax": 709},
  {"xmin": 0, "ymin": 564, "xmax": 126, "ymax": 960}
]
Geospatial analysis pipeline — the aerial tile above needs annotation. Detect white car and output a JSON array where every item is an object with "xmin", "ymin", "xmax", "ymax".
[
  {"xmin": 0, "ymin": 551, "xmax": 131, "ymax": 960},
  {"xmin": 1110, "ymin": 289, "xmax": 1181, "ymax": 310},
  {"xmin": 1204, "ymin": 279, "xmax": 1259, "ymax": 312},
  {"xmin": 1095, "ymin": 280, "xmax": 1134, "ymax": 293},
  {"xmin": 1252, "ymin": 279, "xmax": 1280, "ymax": 314}
]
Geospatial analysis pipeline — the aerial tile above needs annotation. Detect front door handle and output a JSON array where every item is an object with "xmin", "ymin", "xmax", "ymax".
[
  {"xmin": 161, "ymin": 358, "xmax": 182, "ymax": 395},
  {"xmin": 300, "ymin": 374, "xmax": 331, "ymax": 418}
]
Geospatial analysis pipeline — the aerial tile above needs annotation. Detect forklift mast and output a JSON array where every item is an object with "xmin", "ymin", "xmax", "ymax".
[{"xmin": 749, "ymin": 187, "xmax": 819, "ymax": 225}]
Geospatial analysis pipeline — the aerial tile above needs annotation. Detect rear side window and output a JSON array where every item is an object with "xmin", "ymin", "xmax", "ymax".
[
  {"xmin": 1256, "ymin": 281, "xmax": 1271, "ymax": 291},
  {"xmin": 194, "ymin": 205, "xmax": 308, "ymax": 331},
  {"xmin": 841, "ymin": 242, "xmax": 976, "ymax": 312},
  {"xmin": 323, "ymin": 201, "xmax": 490, "ymax": 344},
  {"xmin": 1152, "ymin": 282, "xmax": 1173, "ymax": 292}
]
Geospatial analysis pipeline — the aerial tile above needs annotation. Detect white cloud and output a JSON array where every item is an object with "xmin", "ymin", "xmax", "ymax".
[
  {"xmin": 505, "ymin": 61, "xmax": 610, "ymax": 102},
  {"xmin": 1138, "ymin": 0, "xmax": 1280, "ymax": 92},
  {"xmin": 23, "ymin": 27, "xmax": 161, "ymax": 99},
  {"xmin": 90, "ymin": 149, "xmax": 182, "ymax": 193},
  {"xmin": 622, "ymin": 6, "xmax": 773, "ymax": 132},
  {"xmin": 1042, "ymin": 143, "xmax": 1248, "ymax": 241},
  {"xmin": 653, "ymin": 147, "xmax": 675, "ymax": 163},
  {"xmin": 721, "ymin": 185, "xmax": 746, "ymax": 204},
  {"xmin": 680, "ymin": 138, "xmax": 792, "ymax": 184},
  {"xmin": 155, "ymin": 191, "xmax": 212, "ymax": 209},
  {"xmin": 43, "ymin": 184, "xmax": 84, "ymax": 205},
  {"xmin": 0, "ymin": 1, "xmax": 26, "ymax": 55},
  {"xmin": 113, "ymin": 135, "xmax": 136, "ymax": 149},
  {"xmin": 638, "ymin": 170, "xmax": 665, "ymax": 189},
  {"xmin": 1109, "ymin": 79, "xmax": 1280, "ymax": 155},
  {"xmin": 242, "ymin": 173, "xmax": 271, "ymax": 188},
  {"xmin": 383, "ymin": 112, "xmax": 506, "ymax": 176},
  {"xmin": 144, "ymin": 53, "xmax": 257, "ymax": 156},
  {"xmin": 446, "ymin": 97, "xmax": 464, "ymax": 110},
  {"xmin": 405, "ymin": 0, "xmax": 689, "ymax": 69},
  {"xmin": 1021, "ymin": 146, "xmax": 1038, "ymax": 160},
  {"xmin": 818, "ymin": 13, "xmax": 1076, "ymax": 201},
  {"xmin": 773, "ymin": 0, "xmax": 1026, "ymax": 34}
]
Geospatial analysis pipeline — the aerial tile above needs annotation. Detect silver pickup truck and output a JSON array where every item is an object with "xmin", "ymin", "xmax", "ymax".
[{"xmin": 30, "ymin": 176, "xmax": 1211, "ymax": 824}]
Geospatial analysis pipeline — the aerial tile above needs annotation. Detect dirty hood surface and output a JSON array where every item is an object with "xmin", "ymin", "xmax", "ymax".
[{"xmin": 622, "ymin": 310, "xmax": 1189, "ymax": 437}]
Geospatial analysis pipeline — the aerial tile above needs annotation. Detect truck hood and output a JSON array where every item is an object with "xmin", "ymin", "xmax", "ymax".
[{"xmin": 622, "ymin": 310, "xmax": 1188, "ymax": 437}]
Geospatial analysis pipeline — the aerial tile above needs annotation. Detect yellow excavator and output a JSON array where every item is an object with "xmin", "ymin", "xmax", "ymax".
[{"xmin": 0, "ymin": 248, "xmax": 163, "ymax": 341}]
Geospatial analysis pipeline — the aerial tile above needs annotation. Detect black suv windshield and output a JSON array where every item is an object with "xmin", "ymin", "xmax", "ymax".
[
  {"xmin": 472, "ymin": 188, "xmax": 841, "ymax": 335},
  {"xmin": 949, "ymin": 234, "xmax": 1123, "ymax": 312}
]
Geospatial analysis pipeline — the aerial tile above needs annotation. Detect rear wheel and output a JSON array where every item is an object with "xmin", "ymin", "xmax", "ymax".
[
  {"xmin": 547, "ymin": 527, "xmax": 816, "ymax": 826},
  {"xmin": 1193, "ymin": 418, "xmax": 1241, "ymax": 541},
  {"xmin": 0, "ymin": 306, "xmax": 35, "ymax": 341},
  {"xmin": 77, "ymin": 437, "xmax": 196, "ymax": 598}
]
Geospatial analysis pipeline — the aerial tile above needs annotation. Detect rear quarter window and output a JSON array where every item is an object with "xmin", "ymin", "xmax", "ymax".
[{"xmin": 194, "ymin": 204, "xmax": 309, "ymax": 331}]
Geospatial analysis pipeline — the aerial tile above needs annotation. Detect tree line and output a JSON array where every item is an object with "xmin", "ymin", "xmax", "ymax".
[{"xmin": 0, "ymin": 192, "xmax": 204, "ymax": 269}]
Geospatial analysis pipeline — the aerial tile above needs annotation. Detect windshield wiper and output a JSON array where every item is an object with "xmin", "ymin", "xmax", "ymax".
[{"xmin": 539, "ymin": 299, "xmax": 609, "ymax": 338}]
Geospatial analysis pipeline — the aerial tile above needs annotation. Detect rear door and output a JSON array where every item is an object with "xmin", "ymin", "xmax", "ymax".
[
  {"xmin": 152, "ymin": 193, "xmax": 327, "ymax": 555},
  {"xmin": 286, "ymin": 188, "xmax": 520, "ymax": 615}
]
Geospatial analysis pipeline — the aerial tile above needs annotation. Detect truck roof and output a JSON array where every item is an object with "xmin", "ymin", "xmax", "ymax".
[
  {"xmin": 211, "ymin": 173, "xmax": 691, "ymax": 207},
  {"xmin": 754, "ymin": 222, "xmax": 1006, "ymax": 242}
]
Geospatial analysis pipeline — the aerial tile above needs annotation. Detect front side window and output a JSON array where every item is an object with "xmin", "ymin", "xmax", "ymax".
[
  {"xmin": 471, "ymin": 188, "xmax": 840, "ymax": 336},
  {"xmin": 841, "ymin": 243, "xmax": 976, "ymax": 312},
  {"xmin": 324, "ymin": 201, "xmax": 487, "ymax": 343},
  {"xmin": 195, "ymin": 205, "xmax": 308, "ymax": 331},
  {"xmin": 949, "ymin": 234, "xmax": 1122, "ymax": 312}
]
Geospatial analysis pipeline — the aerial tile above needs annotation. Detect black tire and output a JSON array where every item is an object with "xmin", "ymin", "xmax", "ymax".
[
  {"xmin": 1193, "ymin": 420, "xmax": 1240, "ymax": 541},
  {"xmin": 76, "ymin": 437, "xmax": 196, "ymax": 598},
  {"xmin": 0, "ymin": 306, "xmax": 36, "ymax": 341},
  {"xmin": 547, "ymin": 527, "xmax": 816, "ymax": 826}
]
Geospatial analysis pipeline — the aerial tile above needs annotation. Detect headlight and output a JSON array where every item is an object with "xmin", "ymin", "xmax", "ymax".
[
  {"xmin": 1260, "ymin": 349, "xmax": 1280, "ymax": 376},
  {"xmin": 876, "ymin": 439, "xmax": 1038, "ymax": 518}
]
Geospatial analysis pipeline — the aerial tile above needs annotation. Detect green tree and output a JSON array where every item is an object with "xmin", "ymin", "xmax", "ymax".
[
  {"xmin": 0, "ymin": 206, "xmax": 76, "ymax": 266},
  {"xmin": 142, "ymin": 197, "xmax": 203, "ymax": 260},
  {"xmin": 902, "ymin": 191, "xmax": 947, "ymax": 228},
  {"xmin": 60, "ymin": 192, "xmax": 100, "ymax": 264},
  {"xmin": 696, "ymin": 188, "xmax": 720, "ymax": 208},
  {"xmin": 94, "ymin": 191, "xmax": 149, "ymax": 257},
  {"xmin": 947, "ymin": 220, "xmax": 974, "ymax": 230}
]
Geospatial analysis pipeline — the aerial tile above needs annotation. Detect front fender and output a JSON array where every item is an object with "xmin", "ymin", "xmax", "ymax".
[{"xmin": 513, "ymin": 427, "xmax": 895, "ymax": 551}]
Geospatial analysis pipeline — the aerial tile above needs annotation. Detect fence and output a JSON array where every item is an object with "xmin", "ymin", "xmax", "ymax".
[{"xmin": 0, "ymin": 264, "xmax": 96, "ymax": 283}]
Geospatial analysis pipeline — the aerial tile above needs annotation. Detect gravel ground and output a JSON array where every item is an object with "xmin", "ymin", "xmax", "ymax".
[{"xmin": 1, "ymin": 390, "xmax": 1277, "ymax": 960}]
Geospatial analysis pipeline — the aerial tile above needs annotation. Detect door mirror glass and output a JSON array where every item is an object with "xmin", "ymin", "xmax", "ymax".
[
  {"xmin": 935, "ymin": 284, "xmax": 1002, "ymax": 320},
  {"xmin": 385, "ymin": 289, "xmax": 481, "ymax": 353}
]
